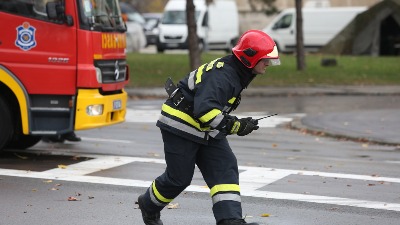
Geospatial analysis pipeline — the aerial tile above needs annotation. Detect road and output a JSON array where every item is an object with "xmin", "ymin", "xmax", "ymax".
[{"xmin": 1, "ymin": 95, "xmax": 399, "ymax": 225}]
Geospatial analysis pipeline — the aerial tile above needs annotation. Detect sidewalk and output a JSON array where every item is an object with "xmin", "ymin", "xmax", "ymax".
[{"xmin": 126, "ymin": 86, "xmax": 400, "ymax": 146}]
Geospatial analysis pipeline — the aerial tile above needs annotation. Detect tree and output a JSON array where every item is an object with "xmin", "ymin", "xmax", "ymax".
[
  {"xmin": 295, "ymin": 0, "xmax": 306, "ymax": 70},
  {"xmin": 254, "ymin": 0, "xmax": 279, "ymax": 16},
  {"xmin": 186, "ymin": 0, "xmax": 201, "ymax": 70}
]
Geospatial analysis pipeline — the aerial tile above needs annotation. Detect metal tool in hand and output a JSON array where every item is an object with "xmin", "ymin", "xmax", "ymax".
[{"xmin": 255, "ymin": 113, "xmax": 278, "ymax": 121}]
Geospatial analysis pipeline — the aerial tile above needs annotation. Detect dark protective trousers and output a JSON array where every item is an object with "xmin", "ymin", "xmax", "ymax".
[{"xmin": 140, "ymin": 129, "xmax": 242, "ymax": 222}]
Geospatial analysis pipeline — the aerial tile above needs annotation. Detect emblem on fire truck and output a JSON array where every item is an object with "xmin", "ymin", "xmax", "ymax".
[
  {"xmin": 114, "ymin": 60, "xmax": 120, "ymax": 80},
  {"xmin": 15, "ymin": 22, "xmax": 37, "ymax": 51}
]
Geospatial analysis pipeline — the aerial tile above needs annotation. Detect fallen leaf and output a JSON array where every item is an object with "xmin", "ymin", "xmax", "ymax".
[
  {"xmin": 43, "ymin": 180, "xmax": 53, "ymax": 183},
  {"xmin": 58, "ymin": 164, "xmax": 67, "ymax": 169},
  {"xmin": 261, "ymin": 213, "xmax": 270, "ymax": 217},
  {"xmin": 49, "ymin": 188, "xmax": 59, "ymax": 191},
  {"xmin": 167, "ymin": 203, "xmax": 179, "ymax": 209},
  {"xmin": 88, "ymin": 196, "xmax": 94, "ymax": 199},
  {"xmin": 67, "ymin": 196, "xmax": 80, "ymax": 201}
]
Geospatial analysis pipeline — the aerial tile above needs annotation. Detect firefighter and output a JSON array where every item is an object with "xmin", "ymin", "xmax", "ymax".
[{"xmin": 137, "ymin": 30, "xmax": 280, "ymax": 225}]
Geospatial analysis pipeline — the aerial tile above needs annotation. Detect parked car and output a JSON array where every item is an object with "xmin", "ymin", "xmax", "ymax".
[
  {"xmin": 262, "ymin": 7, "xmax": 366, "ymax": 53},
  {"xmin": 157, "ymin": 0, "xmax": 239, "ymax": 53},
  {"xmin": 142, "ymin": 13, "xmax": 162, "ymax": 46},
  {"xmin": 119, "ymin": 2, "xmax": 147, "ymax": 52}
]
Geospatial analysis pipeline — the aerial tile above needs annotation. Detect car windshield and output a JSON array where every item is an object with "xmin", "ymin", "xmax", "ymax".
[
  {"xmin": 79, "ymin": 0, "xmax": 125, "ymax": 31},
  {"xmin": 161, "ymin": 10, "xmax": 200, "ymax": 25}
]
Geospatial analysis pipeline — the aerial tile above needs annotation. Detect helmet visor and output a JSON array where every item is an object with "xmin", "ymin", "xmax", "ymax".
[{"xmin": 269, "ymin": 58, "xmax": 281, "ymax": 66}]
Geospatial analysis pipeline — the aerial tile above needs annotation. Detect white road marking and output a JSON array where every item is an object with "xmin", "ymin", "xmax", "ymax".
[
  {"xmin": 125, "ymin": 109, "xmax": 295, "ymax": 128},
  {"xmin": 125, "ymin": 109, "xmax": 160, "ymax": 123},
  {"xmin": 1, "ymin": 154, "xmax": 399, "ymax": 212},
  {"xmin": 81, "ymin": 137, "xmax": 132, "ymax": 144}
]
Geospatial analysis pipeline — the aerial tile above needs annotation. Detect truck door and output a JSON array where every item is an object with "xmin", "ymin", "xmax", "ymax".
[
  {"xmin": 0, "ymin": 0, "xmax": 77, "ymax": 95},
  {"xmin": 0, "ymin": 0, "xmax": 77, "ymax": 135}
]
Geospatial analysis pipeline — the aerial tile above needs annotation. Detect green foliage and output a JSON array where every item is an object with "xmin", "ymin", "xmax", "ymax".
[{"xmin": 126, "ymin": 53, "xmax": 400, "ymax": 87}]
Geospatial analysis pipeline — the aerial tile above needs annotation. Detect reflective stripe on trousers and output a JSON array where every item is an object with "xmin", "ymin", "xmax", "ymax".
[{"xmin": 142, "ymin": 129, "xmax": 243, "ymax": 222}]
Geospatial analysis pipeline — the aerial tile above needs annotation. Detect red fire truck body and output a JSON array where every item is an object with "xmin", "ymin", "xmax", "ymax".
[{"xmin": 0, "ymin": 0, "xmax": 129, "ymax": 150}]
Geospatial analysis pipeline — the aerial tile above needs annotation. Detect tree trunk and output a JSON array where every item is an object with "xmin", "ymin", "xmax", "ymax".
[
  {"xmin": 187, "ymin": 0, "xmax": 201, "ymax": 70},
  {"xmin": 295, "ymin": 0, "xmax": 306, "ymax": 71}
]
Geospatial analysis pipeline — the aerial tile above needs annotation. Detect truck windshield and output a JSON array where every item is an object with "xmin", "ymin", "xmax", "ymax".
[
  {"xmin": 161, "ymin": 10, "xmax": 200, "ymax": 25},
  {"xmin": 79, "ymin": 0, "xmax": 126, "ymax": 32}
]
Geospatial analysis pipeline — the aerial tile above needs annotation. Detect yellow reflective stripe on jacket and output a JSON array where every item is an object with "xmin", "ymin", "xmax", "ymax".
[
  {"xmin": 152, "ymin": 181, "xmax": 173, "ymax": 203},
  {"xmin": 209, "ymin": 113, "xmax": 224, "ymax": 128},
  {"xmin": 206, "ymin": 58, "xmax": 220, "ymax": 71},
  {"xmin": 199, "ymin": 108, "xmax": 222, "ymax": 124},
  {"xmin": 210, "ymin": 184, "xmax": 240, "ymax": 197},
  {"xmin": 159, "ymin": 114, "xmax": 208, "ymax": 138},
  {"xmin": 162, "ymin": 104, "xmax": 202, "ymax": 130},
  {"xmin": 228, "ymin": 97, "xmax": 236, "ymax": 104},
  {"xmin": 195, "ymin": 64, "xmax": 206, "ymax": 85}
]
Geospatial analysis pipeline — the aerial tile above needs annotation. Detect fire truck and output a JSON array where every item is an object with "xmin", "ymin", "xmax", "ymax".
[{"xmin": 0, "ymin": 0, "xmax": 129, "ymax": 150}]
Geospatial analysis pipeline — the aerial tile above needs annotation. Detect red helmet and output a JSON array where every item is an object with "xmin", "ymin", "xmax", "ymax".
[{"xmin": 232, "ymin": 30, "xmax": 280, "ymax": 68}]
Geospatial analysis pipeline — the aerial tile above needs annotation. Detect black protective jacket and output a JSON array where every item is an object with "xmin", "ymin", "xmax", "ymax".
[{"xmin": 156, "ymin": 55, "xmax": 255, "ymax": 144}]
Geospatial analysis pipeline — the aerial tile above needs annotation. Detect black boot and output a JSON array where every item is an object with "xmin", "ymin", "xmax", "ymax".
[
  {"xmin": 137, "ymin": 194, "xmax": 163, "ymax": 225},
  {"xmin": 42, "ymin": 135, "xmax": 65, "ymax": 143},
  {"xmin": 218, "ymin": 219, "xmax": 259, "ymax": 225},
  {"xmin": 63, "ymin": 132, "xmax": 81, "ymax": 142}
]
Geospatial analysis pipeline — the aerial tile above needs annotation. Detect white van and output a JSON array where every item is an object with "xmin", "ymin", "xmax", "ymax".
[
  {"xmin": 157, "ymin": 0, "xmax": 239, "ymax": 52},
  {"xmin": 263, "ymin": 7, "xmax": 367, "ymax": 53}
]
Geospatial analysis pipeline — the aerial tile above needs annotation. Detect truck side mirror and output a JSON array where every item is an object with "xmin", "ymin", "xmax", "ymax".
[{"xmin": 46, "ymin": 2, "xmax": 74, "ymax": 26}]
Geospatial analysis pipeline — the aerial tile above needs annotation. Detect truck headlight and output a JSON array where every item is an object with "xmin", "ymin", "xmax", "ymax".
[
  {"xmin": 86, "ymin": 104, "xmax": 103, "ymax": 116},
  {"xmin": 95, "ymin": 67, "xmax": 102, "ymax": 83}
]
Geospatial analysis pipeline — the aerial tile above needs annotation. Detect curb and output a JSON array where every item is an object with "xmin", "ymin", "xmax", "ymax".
[
  {"xmin": 126, "ymin": 86, "xmax": 400, "ymax": 98},
  {"xmin": 288, "ymin": 117, "xmax": 400, "ymax": 147}
]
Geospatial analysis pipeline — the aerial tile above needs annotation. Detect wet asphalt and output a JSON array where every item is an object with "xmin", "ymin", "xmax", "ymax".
[{"xmin": 126, "ymin": 85, "xmax": 400, "ymax": 146}]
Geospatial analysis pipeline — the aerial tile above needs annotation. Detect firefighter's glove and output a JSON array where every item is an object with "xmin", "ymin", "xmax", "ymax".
[{"xmin": 231, "ymin": 117, "xmax": 259, "ymax": 136}]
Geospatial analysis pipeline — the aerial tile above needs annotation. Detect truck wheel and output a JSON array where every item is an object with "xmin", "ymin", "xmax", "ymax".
[
  {"xmin": 0, "ymin": 97, "xmax": 13, "ymax": 151},
  {"xmin": 156, "ymin": 44, "xmax": 164, "ymax": 53},
  {"xmin": 6, "ymin": 135, "xmax": 42, "ymax": 150},
  {"xmin": 225, "ymin": 38, "xmax": 237, "ymax": 53},
  {"xmin": 198, "ymin": 40, "xmax": 204, "ymax": 52}
]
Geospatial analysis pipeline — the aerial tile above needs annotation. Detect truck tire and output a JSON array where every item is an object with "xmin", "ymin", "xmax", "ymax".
[
  {"xmin": 0, "ymin": 97, "xmax": 13, "ymax": 151},
  {"xmin": 6, "ymin": 135, "xmax": 42, "ymax": 150},
  {"xmin": 156, "ymin": 44, "xmax": 165, "ymax": 53},
  {"xmin": 0, "ymin": 96, "xmax": 41, "ymax": 150}
]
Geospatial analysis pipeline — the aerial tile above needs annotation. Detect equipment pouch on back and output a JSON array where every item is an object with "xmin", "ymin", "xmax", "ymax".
[{"xmin": 164, "ymin": 77, "xmax": 178, "ymax": 98}]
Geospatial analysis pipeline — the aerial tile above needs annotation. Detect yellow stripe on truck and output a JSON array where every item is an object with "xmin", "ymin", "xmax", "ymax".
[
  {"xmin": 0, "ymin": 67, "xmax": 30, "ymax": 134},
  {"xmin": 74, "ymin": 89, "xmax": 127, "ymax": 130}
]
